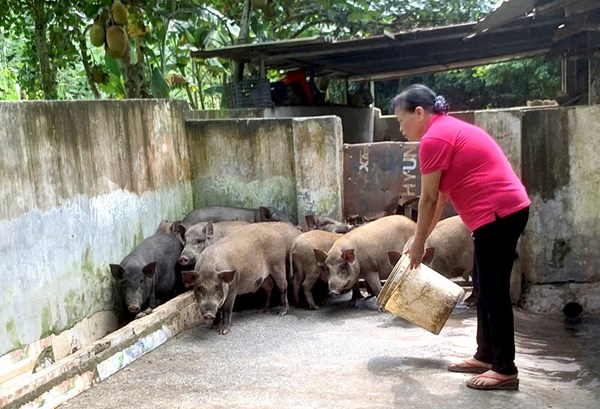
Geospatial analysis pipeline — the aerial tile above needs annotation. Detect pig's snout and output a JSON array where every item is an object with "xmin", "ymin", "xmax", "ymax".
[
  {"xmin": 178, "ymin": 255, "xmax": 193, "ymax": 266},
  {"xmin": 203, "ymin": 312, "xmax": 216, "ymax": 321},
  {"xmin": 128, "ymin": 304, "xmax": 141, "ymax": 313},
  {"xmin": 329, "ymin": 290, "xmax": 341, "ymax": 297}
]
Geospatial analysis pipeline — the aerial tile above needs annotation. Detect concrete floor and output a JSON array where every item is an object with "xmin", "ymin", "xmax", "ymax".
[{"xmin": 58, "ymin": 295, "xmax": 600, "ymax": 409}]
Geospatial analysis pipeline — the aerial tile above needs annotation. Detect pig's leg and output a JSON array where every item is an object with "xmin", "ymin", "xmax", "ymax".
[
  {"xmin": 148, "ymin": 280, "xmax": 157, "ymax": 309},
  {"xmin": 219, "ymin": 292, "xmax": 237, "ymax": 335},
  {"xmin": 364, "ymin": 272, "xmax": 382, "ymax": 298},
  {"xmin": 210, "ymin": 307, "xmax": 223, "ymax": 329},
  {"xmin": 302, "ymin": 271, "xmax": 321, "ymax": 310},
  {"xmin": 292, "ymin": 266, "xmax": 305, "ymax": 306},
  {"xmin": 259, "ymin": 276, "xmax": 274, "ymax": 313},
  {"xmin": 349, "ymin": 281, "xmax": 364, "ymax": 307},
  {"xmin": 271, "ymin": 263, "xmax": 289, "ymax": 316}
]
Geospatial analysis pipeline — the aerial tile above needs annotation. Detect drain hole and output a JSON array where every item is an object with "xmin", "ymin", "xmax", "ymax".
[{"xmin": 562, "ymin": 302, "xmax": 583, "ymax": 318}]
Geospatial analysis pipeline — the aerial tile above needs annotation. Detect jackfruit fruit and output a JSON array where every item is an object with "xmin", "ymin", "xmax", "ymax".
[
  {"xmin": 89, "ymin": 24, "xmax": 105, "ymax": 47},
  {"xmin": 112, "ymin": 1, "xmax": 128, "ymax": 25},
  {"xmin": 106, "ymin": 26, "xmax": 127, "ymax": 58}
]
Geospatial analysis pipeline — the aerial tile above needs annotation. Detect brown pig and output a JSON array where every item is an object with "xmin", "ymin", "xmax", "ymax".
[
  {"xmin": 182, "ymin": 223, "xmax": 288, "ymax": 335},
  {"xmin": 421, "ymin": 215, "xmax": 473, "ymax": 281},
  {"xmin": 314, "ymin": 215, "xmax": 416, "ymax": 301},
  {"xmin": 305, "ymin": 214, "xmax": 353, "ymax": 233},
  {"xmin": 392, "ymin": 215, "xmax": 475, "ymax": 305},
  {"xmin": 177, "ymin": 220, "xmax": 249, "ymax": 268},
  {"xmin": 290, "ymin": 230, "xmax": 342, "ymax": 309},
  {"xmin": 314, "ymin": 215, "xmax": 416, "ymax": 303}
]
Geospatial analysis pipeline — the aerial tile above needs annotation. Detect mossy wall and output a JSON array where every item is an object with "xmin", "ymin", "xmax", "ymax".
[
  {"xmin": 476, "ymin": 105, "xmax": 600, "ymax": 313},
  {"xmin": 0, "ymin": 100, "xmax": 193, "ymax": 358},
  {"xmin": 185, "ymin": 116, "xmax": 344, "ymax": 227}
]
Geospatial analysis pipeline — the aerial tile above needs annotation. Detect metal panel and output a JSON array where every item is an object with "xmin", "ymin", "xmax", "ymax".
[{"xmin": 343, "ymin": 142, "xmax": 420, "ymax": 222}]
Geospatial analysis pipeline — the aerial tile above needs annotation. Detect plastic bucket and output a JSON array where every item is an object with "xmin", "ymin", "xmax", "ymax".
[{"xmin": 376, "ymin": 254, "xmax": 465, "ymax": 335}]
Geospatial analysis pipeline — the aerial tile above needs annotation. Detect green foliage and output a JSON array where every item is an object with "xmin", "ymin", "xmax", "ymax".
[
  {"xmin": 376, "ymin": 56, "xmax": 562, "ymax": 113},
  {"xmin": 0, "ymin": 0, "xmax": 561, "ymax": 111}
]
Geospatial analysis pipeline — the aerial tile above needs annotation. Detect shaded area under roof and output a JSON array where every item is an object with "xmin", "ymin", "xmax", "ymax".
[{"xmin": 191, "ymin": 0, "xmax": 600, "ymax": 81}]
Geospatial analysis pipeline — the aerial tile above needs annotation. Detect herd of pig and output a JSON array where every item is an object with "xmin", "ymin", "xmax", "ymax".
[{"xmin": 109, "ymin": 205, "xmax": 475, "ymax": 334}]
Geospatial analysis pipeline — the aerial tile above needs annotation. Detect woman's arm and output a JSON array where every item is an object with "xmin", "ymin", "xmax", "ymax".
[
  {"xmin": 406, "ymin": 170, "xmax": 443, "ymax": 269},
  {"xmin": 429, "ymin": 191, "xmax": 449, "ymax": 235}
]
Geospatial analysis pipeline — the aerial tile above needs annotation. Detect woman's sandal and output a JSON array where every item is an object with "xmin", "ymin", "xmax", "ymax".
[
  {"xmin": 447, "ymin": 358, "xmax": 492, "ymax": 374},
  {"xmin": 466, "ymin": 371, "xmax": 519, "ymax": 391}
]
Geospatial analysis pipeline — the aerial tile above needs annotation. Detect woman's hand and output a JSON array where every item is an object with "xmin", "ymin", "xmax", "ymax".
[{"xmin": 404, "ymin": 236, "xmax": 425, "ymax": 270}]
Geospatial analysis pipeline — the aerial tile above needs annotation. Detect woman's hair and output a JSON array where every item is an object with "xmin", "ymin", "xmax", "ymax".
[{"xmin": 391, "ymin": 84, "xmax": 450, "ymax": 115}]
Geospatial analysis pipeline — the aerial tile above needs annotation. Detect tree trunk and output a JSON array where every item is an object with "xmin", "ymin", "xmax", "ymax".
[
  {"xmin": 119, "ymin": 39, "xmax": 145, "ymax": 98},
  {"xmin": 233, "ymin": 0, "xmax": 252, "ymax": 81},
  {"xmin": 79, "ymin": 35, "xmax": 101, "ymax": 99},
  {"xmin": 31, "ymin": 1, "xmax": 57, "ymax": 99}
]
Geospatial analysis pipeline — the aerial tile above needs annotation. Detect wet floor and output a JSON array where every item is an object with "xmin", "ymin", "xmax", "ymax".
[{"xmin": 59, "ymin": 295, "xmax": 599, "ymax": 409}]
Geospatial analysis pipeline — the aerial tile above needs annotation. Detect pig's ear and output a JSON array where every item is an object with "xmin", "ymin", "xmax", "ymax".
[
  {"xmin": 182, "ymin": 271, "xmax": 199, "ymax": 287},
  {"xmin": 305, "ymin": 214, "xmax": 316, "ymax": 230},
  {"xmin": 218, "ymin": 270, "xmax": 236, "ymax": 284},
  {"xmin": 176, "ymin": 223, "xmax": 187, "ymax": 243},
  {"xmin": 341, "ymin": 249, "xmax": 356, "ymax": 264},
  {"xmin": 313, "ymin": 249, "xmax": 328, "ymax": 265},
  {"xmin": 387, "ymin": 251, "xmax": 402, "ymax": 266},
  {"xmin": 142, "ymin": 262, "xmax": 157, "ymax": 278},
  {"xmin": 109, "ymin": 264, "xmax": 125, "ymax": 280},
  {"xmin": 157, "ymin": 219, "xmax": 170, "ymax": 233},
  {"xmin": 423, "ymin": 247, "xmax": 435, "ymax": 264},
  {"xmin": 259, "ymin": 206, "xmax": 272, "ymax": 221},
  {"xmin": 204, "ymin": 221, "xmax": 215, "ymax": 240}
]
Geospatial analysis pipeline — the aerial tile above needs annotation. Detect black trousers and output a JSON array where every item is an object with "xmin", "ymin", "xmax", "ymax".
[{"xmin": 472, "ymin": 206, "xmax": 529, "ymax": 375}]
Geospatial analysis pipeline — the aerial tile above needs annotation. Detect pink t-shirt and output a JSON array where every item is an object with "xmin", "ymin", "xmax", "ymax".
[{"xmin": 419, "ymin": 114, "xmax": 530, "ymax": 232}]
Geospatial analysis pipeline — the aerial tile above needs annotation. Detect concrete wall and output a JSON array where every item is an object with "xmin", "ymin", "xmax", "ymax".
[
  {"xmin": 0, "ymin": 100, "xmax": 193, "ymax": 359},
  {"xmin": 519, "ymin": 106, "xmax": 600, "ymax": 312},
  {"xmin": 475, "ymin": 109, "xmax": 524, "ymax": 176},
  {"xmin": 185, "ymin": 116, "xmax": 345, "ymax": 227},
  {"xmin": 476, "ymin": 106, "xmax": 600, "ymax": 313},
  {"xmin": 373, "ymin": 108, "xmax": 404, "ymax": 142},
  {"xmin": 191, "ymin": 106, "xmax": 373, "ymax": 144},
  {"xmin": 372, "ymin": 109, "xmax": 477, "ymax": 143},
  {"xmin": 3, "ymin": 98, "xmax": 599, "ymax": 365}
]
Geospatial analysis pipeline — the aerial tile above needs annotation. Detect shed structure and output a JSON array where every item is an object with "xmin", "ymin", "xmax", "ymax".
[{"xmin": 192, "ymin": 0, "xmax": 600, "ymax": 104}]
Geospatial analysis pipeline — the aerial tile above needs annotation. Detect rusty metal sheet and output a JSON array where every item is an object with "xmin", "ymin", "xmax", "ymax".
[{"xmin": 343, "ymin": 142, "xmax": 420, "ymax": 222}]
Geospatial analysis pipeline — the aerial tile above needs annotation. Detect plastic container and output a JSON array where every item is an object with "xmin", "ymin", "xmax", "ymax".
[{"xmin": 376, "ymin": 254, "xmax": 465, "ymax": 335}]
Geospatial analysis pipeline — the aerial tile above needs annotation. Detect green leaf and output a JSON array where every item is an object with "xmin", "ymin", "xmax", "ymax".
[
  {"xmin": 104, "ymin": 54, "xmax": 122, "ymax": 77},
  {"xmin": 150, "ymin": 68, "xmax": 170, "ymax": 98}
]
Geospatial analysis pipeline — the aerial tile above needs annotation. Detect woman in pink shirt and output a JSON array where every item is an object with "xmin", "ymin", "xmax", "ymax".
[{"xmin": 393, "ymin": 84, "xmax": 530, "ymax": 391}]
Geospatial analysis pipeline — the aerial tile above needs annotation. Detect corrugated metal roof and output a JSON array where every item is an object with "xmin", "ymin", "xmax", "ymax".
[{"xmin": 191, "ymin": 0, "xmax": 599, "ymax": 81}]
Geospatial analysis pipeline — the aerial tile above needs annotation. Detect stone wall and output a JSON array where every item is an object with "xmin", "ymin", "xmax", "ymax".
[
  {"xmin": 185, "ymin": 116, "xmax": 344, "ymax": 227},
  {"xmin": 0, "ymin": 100, "xmax": 193, "ymax": 359},
  {"xmin": 519, "ymin": 106, "xmax": 600, "ymax": 312},
  {"xmin": 2, "ymin": 99, "xmax": 599, "ymax": 365},
  {"xmin": 476, "ymin": 106, "xmax": 600, "ymax": 313},
  {"xmin": 190, "ymin": 106, "xmax": 373, "ymax": 144}
]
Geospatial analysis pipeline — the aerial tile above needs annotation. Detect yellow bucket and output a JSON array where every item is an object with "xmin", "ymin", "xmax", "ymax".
[{"xmin": 377, "ymin": 254, "xmax": 465, "ymax": 335}]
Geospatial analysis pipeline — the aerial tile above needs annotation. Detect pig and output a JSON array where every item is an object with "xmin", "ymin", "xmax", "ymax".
[
  {"xmin": 393, "ymin": 215, "xmax": 475, "ymax": 305},
  {"xmin": 182, "ymin": 223, "xmax": 288, "ymax": 334},
  {"xmin": 254, "ymin": 221, "xmax": 302, "ymax": 304},
  {"xmin": 155, "ymin": 220, "xmax": 185, "ymax": 244},
  {"xmin": 314, "ymin": 215, "xmax": 416, "ymax": 304},
  {"xmin": 421, "ymin": 215, "xmax": 473, "ymax": 282},
  {"xmin": 181, "ymin": 205, "xmax": 292, "ymax": 226},
  {"xmin": 305, "ymin": 214, "xmax": 353, "ymax": 233},
  {"xmin": 110, "ymin": 231, "xmax": 183, "ymax": 318},
  {"xmin": 177, "ymin": 220, "xmax": 249, "ymax": 269},
  {"xmin": 290, "ymin": 230, "xmax": 343, "ymax": 309}
]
